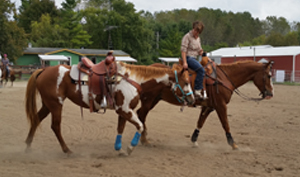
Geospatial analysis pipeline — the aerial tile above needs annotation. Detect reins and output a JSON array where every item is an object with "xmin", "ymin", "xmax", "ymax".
[{"xmin": 217, "ymin": 65, "xmax": 264, "ymax": 102}]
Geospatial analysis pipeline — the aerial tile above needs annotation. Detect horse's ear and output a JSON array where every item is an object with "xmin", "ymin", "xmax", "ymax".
[
  {"xmin": 265, "ymin": 60, "xmax": 274, "ymax": 69},
  {"xmin": 180, "ymin": 66, "xmax": 187, "ymax": 75}
]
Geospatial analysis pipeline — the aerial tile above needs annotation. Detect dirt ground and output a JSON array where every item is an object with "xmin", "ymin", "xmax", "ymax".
[{"xmin": 0, "ymin": 81, "xmax": 299, "ymax": 177}]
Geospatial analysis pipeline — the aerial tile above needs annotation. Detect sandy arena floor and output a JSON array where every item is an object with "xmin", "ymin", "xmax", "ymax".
[{"xmin": 0, "ymin": 81, "xmax": 299, "ymax": 177}]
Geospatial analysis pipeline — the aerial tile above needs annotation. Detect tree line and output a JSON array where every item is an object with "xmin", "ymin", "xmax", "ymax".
[{"xmin": 1, "ymin": 0, "xmax": 300, "ymax": 64}]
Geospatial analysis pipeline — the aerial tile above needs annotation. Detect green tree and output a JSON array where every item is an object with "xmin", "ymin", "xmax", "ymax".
[
  {"xmin": 159, "ymin": 26, "xmax": 183, "ymax": 57},
  {"xmin": 265, "ymin": 32, "xmax": 285, "ymax": 46},
  {"xmin": 262, "ymin": 16, "xmax": 290, "ymax": 36},
  {"xmin": 17, "ymin": 0, "xmax": 59, "ymax": 34},
  {"xmin": 58, "ymin": 0, "xmax": 92, "ymax": 48},
  {"xmin": 0, "ymin": 0, "xmax": 27, "ymax": 63},
  {"xmin": 31, "ymin": 14, "xmax": 67, "ymax": 47},
  {"xmin": 84, "ymin": 0, "xmax": 154, "ymax": 64},
  {"xmin": 284, "ymin": 31, "xmax": 299, "ymax": 46},
  {"xmin": 81, "ymin": 7, "xmax": 108, "ymax": 49}
]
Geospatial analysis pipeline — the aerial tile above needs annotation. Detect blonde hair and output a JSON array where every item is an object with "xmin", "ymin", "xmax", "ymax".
[{"xmin": 193, "ymin": 21, "xmax": 204, "ymax": 34}]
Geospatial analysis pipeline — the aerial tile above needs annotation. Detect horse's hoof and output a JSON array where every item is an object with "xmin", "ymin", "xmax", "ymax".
[
  {"xmin": 64, "ymin": 149, "xmax": 73, "ymax": 154},
  {"xmin": 141, "ymin": 140, "xmax": 152, "ymax": 146},
  {"xmin": 127, "ymin": 145, "xmax": 135, "ymax": 155},
  {"xmin": 192, "ymin": 142, "xmax": 199, "ymax": 148},
  {"xmin": 232, "ymin": 144, "xmax": 239, "ymax": 150},
  {"xmin": 66, "ymin": 151, "xmax": 73, "ymax": 157},
  {"xmin": 25, "ymin": 147, "xmax": 31, "ymax": 153},
  {"xmin": 118, "ymin": 149, "xmax": 128, "ymax": 157}
]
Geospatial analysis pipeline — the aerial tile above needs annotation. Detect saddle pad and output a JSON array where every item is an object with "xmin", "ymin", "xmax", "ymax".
[{"xmin": 70, "ymin": 65, "xmax": 89, "ymax": 81}]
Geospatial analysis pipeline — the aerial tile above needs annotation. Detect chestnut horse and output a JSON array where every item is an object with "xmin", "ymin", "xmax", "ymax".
[
  {"xmin": 137, "ymin": 60, "xmax": 274, "ymax": 149},
  {"xmin": 0, "ymin": 63, "xmax": 18, "ymax": 87},
  {"xmin": 25, "ymin": 61, "xmax": 194, "ymax": 156}
]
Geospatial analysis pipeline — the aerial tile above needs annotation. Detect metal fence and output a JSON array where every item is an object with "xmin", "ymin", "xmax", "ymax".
[{"xmin": 272, "ymin": 69, "xmax": 300, "ymax": 83}]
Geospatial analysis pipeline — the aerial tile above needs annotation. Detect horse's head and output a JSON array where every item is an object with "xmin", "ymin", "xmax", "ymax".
[
  {"xmin": 171, "ymin": 63, "xmax": 195, "ymax": 104},
  {"xmin": 253, "ymin": 61, "xmax": 274, "ymax": 99}
]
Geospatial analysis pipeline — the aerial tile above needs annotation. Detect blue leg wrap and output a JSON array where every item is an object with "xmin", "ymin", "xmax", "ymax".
[
  {"xmin": 114, "ymin": 135, "xmax": 122, "ymax": 150},
  {"xmin": 131, "ymin": 132, "xmax": 141, "ymax": 147}
]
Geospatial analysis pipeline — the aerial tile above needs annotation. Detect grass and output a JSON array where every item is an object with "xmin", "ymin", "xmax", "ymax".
[{"xmin": 274, "ymin": 82, "xmax": 300, "ymax": 86}]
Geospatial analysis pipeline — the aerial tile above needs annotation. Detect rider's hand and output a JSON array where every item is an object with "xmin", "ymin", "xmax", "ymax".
[
  {"xmin": 199, "ymin": 49, "xmax": 203, "ymax": 56},
  {"xmin": 183, "ymin": 62, "xmax": 188, "ymax": 70}
]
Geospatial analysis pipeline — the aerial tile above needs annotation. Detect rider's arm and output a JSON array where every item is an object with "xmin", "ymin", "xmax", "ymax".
[
  {"xmin": 181, "ymin": 51, "xmax": 188, "ymax": 69},
  {"xmin": 181, "ymin": 34, "xmax": 189, "ymax": 69}
]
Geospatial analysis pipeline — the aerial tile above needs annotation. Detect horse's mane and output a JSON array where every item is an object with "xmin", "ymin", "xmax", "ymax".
[
  {"xmin": 218, "ymin": 60, "xmax": 258, "ymax": 72},
  {"xmin": 119, "ymin": 62, "xmax": 178, "ymax": 79}
]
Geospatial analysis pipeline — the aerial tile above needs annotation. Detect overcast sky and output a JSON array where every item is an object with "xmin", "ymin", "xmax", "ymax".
[{"xmin": 12, "ymin": 0, "xmax": 300, "ymax": 22}]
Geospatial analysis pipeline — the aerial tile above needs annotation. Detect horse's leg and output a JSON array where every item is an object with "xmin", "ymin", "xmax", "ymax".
[
  {"xmin": 25, "ymin": 104, "xmax": 50, "ymax": 152},
  {"xmin": 4, "ymin": 78, "xmax": 8, "ymax": 86},
  {"xmin": 49, "ymin": 105, "xmax": 72, "ymax": 154},
  {"xmin": 137, "ymin": 95, "xmax": 161, "ymax": 145},
  {"xmin": 126, "ymin": 115, "xmax": 143, "ymax": 155},
  {"xmin": 191, "ymin": 106, "xmax": 214, "ymax": 146},
  {"xmin": 114, "ymin": 115, "xmax": 127, "ymax": 156},
  {"xmin": 42, "ymin": 96, "xmax": 71, "ymax": 154},
  {"xmin": 116, "ymin": 109, "xmax": 143, "ymax": 156},
  {"xmin": 215, "ymin": 103, "xmax": 238, "ymax": 150}
]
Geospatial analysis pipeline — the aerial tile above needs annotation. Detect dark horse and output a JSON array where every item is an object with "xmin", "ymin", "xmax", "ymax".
[
  {"xmin": 0, "ymin": 63, "xmax": 19, "ymax": 87},
  {"xmin": 25, "ymin": 60, "xmax": 194, "ymax": 156},
  {"xmin": 136, "ymin": 60, "xmax": 274, "ymax": 149}
]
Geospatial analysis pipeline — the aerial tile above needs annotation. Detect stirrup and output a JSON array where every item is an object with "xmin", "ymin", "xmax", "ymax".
[
  {"xmin": 194, "ymin": 89, "xmax": 203, "ymax": 98},
  {"xmin": 195, "ymin": 89, "xmax": 208, "ymax": 100},
  {"xmin": 202, "ymin": 90, "xmax": 208, "ymax": 100}
]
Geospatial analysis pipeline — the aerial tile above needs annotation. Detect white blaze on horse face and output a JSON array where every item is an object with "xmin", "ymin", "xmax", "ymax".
[
  {"xmin": 269, "ymin": 71, "xmax": 274, "ymax": 96},
  {"xmin": 184, "ymin": 83, "xmax": 194, "ymax": 98}
]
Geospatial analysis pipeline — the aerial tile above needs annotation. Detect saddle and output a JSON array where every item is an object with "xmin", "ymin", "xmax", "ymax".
[
  {"xmin": 200, "ymin": 53, "xmax": 217, "ymax": 85},
  {"xmin": 77, "ymin": 54, "xmax": 117, "ymax": 113},
  {"xmin": 179, "ymin": 56, "xmax": 217, "ymax": 91}
]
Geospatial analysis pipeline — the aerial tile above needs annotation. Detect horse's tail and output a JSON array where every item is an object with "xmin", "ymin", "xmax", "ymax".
[{"xmin": 25, "ymin": 69, "xmax": 43, "ymax": 129}]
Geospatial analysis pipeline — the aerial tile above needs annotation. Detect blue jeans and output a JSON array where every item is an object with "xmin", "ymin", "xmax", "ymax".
[
  {"xmin": 186, "ymin": 56, "xmax": 204, "ymax": 90},
  {"xmin": 6, "ymin": 66, "xmax": 10, "ymax": 76}
]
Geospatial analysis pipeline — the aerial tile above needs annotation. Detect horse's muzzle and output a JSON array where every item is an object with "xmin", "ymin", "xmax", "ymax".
[
  {"xmin": 185, "ymin": 95, "xmax": 195, "ymax": 105},
  {"xmin": 262, "ymin": 90, "xmax": 273, "ymax": 100}
]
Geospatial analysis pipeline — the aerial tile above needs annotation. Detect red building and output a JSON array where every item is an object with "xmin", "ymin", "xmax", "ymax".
[{"xmin": 210, "ymin": 45, "xmax": 300, "ymax": 82}]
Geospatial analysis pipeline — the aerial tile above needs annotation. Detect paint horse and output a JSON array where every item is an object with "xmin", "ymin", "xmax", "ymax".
[
  {"xmin": 115, "ymin": 62, "xmax": 194, "ymax": 152},
  {"xmin": 137, "ymin": 60, "xmax": 274, "ymax": 149},
  {"xmin": 25, "ymin": 57, "xmax": 194, "ymax": 156}
]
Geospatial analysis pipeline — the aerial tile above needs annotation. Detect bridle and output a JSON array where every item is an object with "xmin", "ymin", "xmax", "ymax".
[
  {"xmin": 258, "ymin": 64, "xmax": 273, "ymax": 99},
  {"xmin": 219, "ymin": 63, "xmax": 272, "ymax": 101},
  {"xmin": 172, "ymin": 70, "xmax": 193, "ymax": 103}
]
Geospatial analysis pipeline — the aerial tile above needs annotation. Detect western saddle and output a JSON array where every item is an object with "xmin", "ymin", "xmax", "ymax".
[
  {"xmin": 77, "ymin": 53, "xmax": 117, "ymax": 113},
  {"xmin": 179, "ymin": 53, "xmax": 217, "ymax": 99}
]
